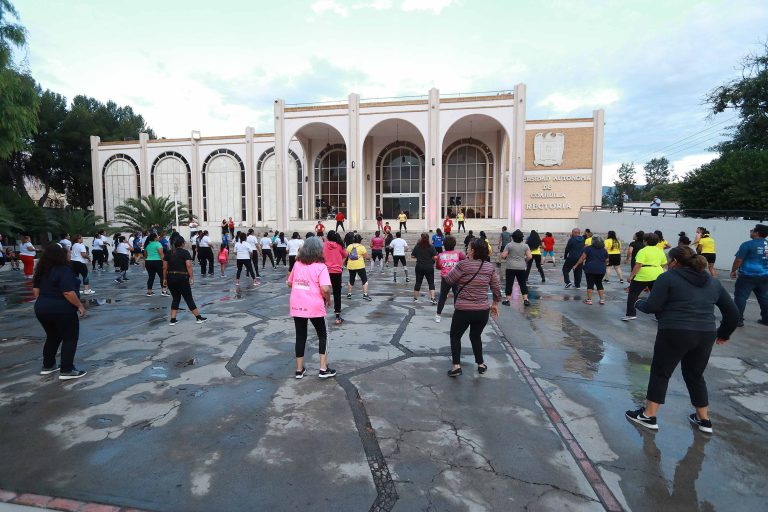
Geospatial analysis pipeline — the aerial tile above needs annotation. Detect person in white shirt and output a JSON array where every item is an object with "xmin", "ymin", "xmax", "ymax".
[
  {"xmin": 389, "ymin": 231, "xmax": 410, "ymax": 283},
  {"xmin": 19, "ymin": 235, "xmax": 36, "ymax": 278},
  {"xmin": 246, "ymin": 229, "xmax": 262, "ymax": 277},
  {"xmin": 234, "ymin": 233, "xmax": 257, "ymax": 286},
  {"xmin": 274, "ymin": 232, "xmax": 288, "ymax": 268},
  {"xmin": 286, "ymin": 232, "xmax": 305, "ymax": 272},
  {"xmin": 92, "ymin": 233, "xmax": 105, "ymax": 271},
  {"xmin": 197, "ymin": 230, "xmax": 214, "ymax": 276},
  {"xmin": 70, "ymin": 234, "xmax": 94, "ymax": 294},
  {"xmin": 259, "ymin": 232, "xmax": 276, "ymax": 269},
  {"xmin": 113, "ymin": 235, "xmax": 133, "ymax": 283},
  {"xmin": 59, "ymin": 233, "xmax": 72, "ymax": 252}
]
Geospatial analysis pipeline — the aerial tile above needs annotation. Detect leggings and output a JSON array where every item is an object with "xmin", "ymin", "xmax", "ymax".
[
  {"xmin": 436, "ymin": 279, "xmax": 458, "ymax": 315},
  {"xmin": 20, "ymin": 254, "xmax": 35, "ymax": 277},
  {"xmin": 71, "ymin": 261, "xmax": 89, "ymax": 286},
  {"xmin": 449, "ymin": 308, "xmax": 489, "ymax": 365},
  {"xmin": 336, "ymin": 221, "xmax": 345, "ymax": 232},
  {"xmin": 399, "ymin": 222, "xmax": 407, "ymax": 232},
  {"xmin": 198, "ymin": 247, "xmax": 214, "ymax": 275},
  {"xmin": 251, "ymin": 253, "xmax": 260, "ymax": 276},
  {"xmin": 525, "ymin": 254, "xmax": 544, "ymax": 281},
  {"xmin": 585, "ymin": 272, "xmax": 605, "ymax": 291},
  {"xmin": 414, "ymin": 267, "xmax": 435, "ymax": 291},
  {"xmin": 262, "ymin": 249, "xmax": 275, "ymax": 268},
  {"xmin": 91, "ymin": 250, "xmax": 103, "ymax": 270},
  {"xmin": 505, "ymin": 269, "xmax": 528, "ymax": 296},
  {"xmin": 626, "ymin": 279, "xmax": 655, "ymax": 316},
  {"xmin": 146, "ymin": 260, "xmax": 163, "ymax": 290},
  {"xmin": 457, "ymin": 221, "xmax": 465, "ymax": 232},
  {"xmin": 236, "ymin": 259, "xmax": 256, "ymax": 279},
  {"xmin": 275, "ymin": 247, "xmax": 287, "ymax": 266},
  {"xmin": 384, "ymin": 249, "xmax": 393, "ymax": 264},
  {"xmin": 294, "ymin": 316, "xmax": 328, "ymax": 357},
  {"xmin": 330, "ymin": 272, "xmax": 343, "ymax": 314},
  {"xmin": 289, "ymin": 255, "xmax": 297, "ymax": 271},
  {"xmin": 168, "ymin": 276, "xmax": 197, "ymax": 311},
  {"xmin": 36, "ymin": 309, "xmax": 79, "ymax": 373},
  {"xmin": 646, "ymin": 329, "xmax": 716, "ymax": 407}
]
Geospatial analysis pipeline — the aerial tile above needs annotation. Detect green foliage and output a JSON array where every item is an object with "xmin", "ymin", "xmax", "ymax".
[
  {"xmin": 50, "ymin": 209, "xmax": 108, "ymax": 237},
  {"xmin": 605, "ymin": 162, "xmax": 637, "ymax": 206},
  {"xmin": 643, "ymin": 182, "xmax": 683, "ymax": 203},
  {"xmin": 112, "ymin": 195, "xmax": 193, "ymax": 232},
  {"xmin": 0, "ymin": 69, "xmax": 39, "ymax": 159},
  {"xmin": 678, "ymin": 150, "xmax": 768, "ymax": 211},
  {"xmin": 643, "ymin": 157, "xmax": 671, "ymax": 188},
  {"xmin": 0, "ymin": 202, "xmax": 20, "ymax": 232},
  {"xmin": 0, "ymin": 185, "xmax": 49, "ymax": 234},
  {"xmin": 706, "ymin": 43, "xmax": 768, "ymax": 152},
  {"xmin": 0, "ymin": 0, "xmax": 26, "ymax": 69}
]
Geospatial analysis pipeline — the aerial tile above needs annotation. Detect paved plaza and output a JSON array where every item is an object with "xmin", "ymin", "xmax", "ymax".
[{"xmin": 0, "ymin": 258, "xmax": 767, "ymax": 512}]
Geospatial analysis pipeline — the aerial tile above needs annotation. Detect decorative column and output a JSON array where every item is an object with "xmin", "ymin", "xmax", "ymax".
[
  {"xmin": 190, "ymin": 132, "xmax": 202, "ymax": 225},
  {"xmin": 348, "ymin": 93, "xmax": 361, "ymax": 230},
  {"xmin": 139, "ymin": 132, "xmax": 149, "ymax": 198},
  {"xmin": 274, "ymin": 99, "xmax": 289, "ymax": 231},
  {"xmin": 510, "ymin": 83, "xmax": 526, "ymax": 229},
  {"xmin": 90, "ymin": 136, "xmax": 103, "ymax": 217},
  {"xmin": 592, "ymin": 109, "xmax": 605, "ymax": 205},
  {"xmin": 245, "ymin": 126, "xmax": 255, "ymax": 225},
  {"xmin": 427, "ymin": 88, "xmax": 440, "ymax": 230}
]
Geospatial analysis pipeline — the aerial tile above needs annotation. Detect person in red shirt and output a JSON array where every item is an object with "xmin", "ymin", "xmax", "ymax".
[
  {"xmin": 383, "ymin": 222, "xmax": 392, "ymax": 236},
  {"xmin": 542, "ymin": 231, "xmax": 556, "ymax": 264},
  {"xmin": 443, "ymin": 215, "xmax": 453, "ymax": 235},
  {"xmin": 228, "ymin": 217, "xmax": 235, "ymax": 238},
  {"xmin": 315, "ymin": 221, "xmax": 326, "ymax": 237},
  {"xmin": 335, "ymin": 211, "xmax": 345, "ymax": 232}
]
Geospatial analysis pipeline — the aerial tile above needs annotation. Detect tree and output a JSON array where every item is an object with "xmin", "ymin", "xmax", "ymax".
[
  {"xmin": 0, "ymin": 185, "xmax": 49, "ymax": 234},
  {"xmin": 678, "ymin": 150, "xmax": 768, "ymax": 211},
  {"xmin": 0, "ymin": 0, "xmax": 25, "ymax": 69},
  {"xmin": 643, "ymin": 157, "xmax": 671, "ymax": 187},
  {"xmin": 50, "ymin": 209, "xmax": 108, "ymax": 237},
  {"xmin": 706, "ymin": 42, "xmax": 768, "ymax": 152},
  {"xmin": 112, "ymin": 195, "xmax": 193, "ymax": 232},
  {"xmin": 0, "ymin": 202, "xmax": 21, "ymax": 233}
]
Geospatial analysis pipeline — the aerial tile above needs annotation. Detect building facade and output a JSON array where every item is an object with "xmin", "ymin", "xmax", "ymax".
[{"xmin": 91, "ymin": 85, "xmax": 604, "ymax": 236}]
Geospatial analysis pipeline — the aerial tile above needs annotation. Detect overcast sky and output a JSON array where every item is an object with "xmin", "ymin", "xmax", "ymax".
[{"xmin": 14, "ymin": 0, "xmax": 768, "ymax": 184}]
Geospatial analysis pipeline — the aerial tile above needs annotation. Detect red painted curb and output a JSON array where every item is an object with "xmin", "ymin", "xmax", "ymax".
[{"xmin": 0, "ymin": 488, "xmax": 151, "ymax": 512}]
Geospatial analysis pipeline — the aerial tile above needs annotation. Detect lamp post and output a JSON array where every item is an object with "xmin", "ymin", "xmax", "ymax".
[{"xmin": 173, "ymin": 181, "xmax": 180, "ymax": 232}]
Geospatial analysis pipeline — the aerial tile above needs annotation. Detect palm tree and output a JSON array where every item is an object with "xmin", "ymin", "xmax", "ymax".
[
  {"xmin": 112, "ymin": 195, "xmax": 194, "ymax": 232},
  {"xmin": 0, "ymin": 0, "xmax": 26, "ymax": 68},
  {"xmin": 50, "ymin": 209, "xmax": 108, "ymax": 237}
]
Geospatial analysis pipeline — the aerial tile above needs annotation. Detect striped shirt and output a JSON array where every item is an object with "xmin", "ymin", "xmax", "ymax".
[{"xmin": 444, "ymin": 259, "xmax": 502, "ymax": 311}]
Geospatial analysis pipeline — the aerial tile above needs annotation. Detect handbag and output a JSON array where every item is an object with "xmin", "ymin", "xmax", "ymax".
[{"xmin": 454, "ymin": 260, "xmax": 485, "ymax": 303}]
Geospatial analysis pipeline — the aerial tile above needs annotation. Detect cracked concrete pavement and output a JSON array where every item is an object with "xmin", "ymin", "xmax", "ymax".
[{"xmin": 0, "ymin": 258, "xmax": 766, "ymax": 511}]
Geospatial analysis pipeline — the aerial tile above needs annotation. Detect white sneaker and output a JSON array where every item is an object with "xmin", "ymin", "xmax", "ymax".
[
  {"xmin": 435, "ymin": 315, "xmax": 441, "ymax": 323},
  {"xmin": 621, "ymin": 315, "xmax": 637, "ymax": 321},
  {"xmin": 83, "ymin": 289, "xmax": 95, "ymax": 295}
]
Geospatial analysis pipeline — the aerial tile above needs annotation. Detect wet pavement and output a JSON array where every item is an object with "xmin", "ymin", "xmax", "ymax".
[{"xmin": 0, "ymin": 260, "xmax": 766, "ymax": 512}]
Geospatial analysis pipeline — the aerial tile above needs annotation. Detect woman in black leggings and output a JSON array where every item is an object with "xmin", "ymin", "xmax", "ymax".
[
  {"xmin": 274, "ymin": 232, "xmax": 288, "ymax": 267},
  {"xmin": 234, "ymin": 233, "xmax": 257, "ymax": 286},
  {"xmin": 163, "ymin": 237, "xmax": 207, "ymax": 325},
  {"xmin": 625, "ymin": 246, "xmax": 738, "ymax": 433},
  {"xmin": 524, "ymin": 230, "xmax": 545, "ymax": 283}
]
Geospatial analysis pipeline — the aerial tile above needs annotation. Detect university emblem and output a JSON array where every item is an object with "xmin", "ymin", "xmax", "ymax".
[{"xmin": 533, "ymin": 132, "xmax": 565, "ymax": 166}]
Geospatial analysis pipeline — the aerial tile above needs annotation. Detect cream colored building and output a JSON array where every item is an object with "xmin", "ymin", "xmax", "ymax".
[{"xmin": 91, "ymin": 85, "xmax": 604, "ymax": 237}]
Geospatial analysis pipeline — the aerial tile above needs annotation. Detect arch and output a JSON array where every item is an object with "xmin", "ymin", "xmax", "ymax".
[
  {"xmin": 375, "ymin": 141, "xmax": 425, "ymax": 219},
  {"xmin": 102, "ymin": 153, "xmax": 141, "ymax": 222},
  {"xmin": 442, "ymin": 138, "xmax": 495, "ymax": 219},
  {"xmin": 151, "ymin": 151, "xmax": 191, "ymax": 212},
  {"xmin": 201, "ymin": 149, "xmax": 246, "ymax": 223},
  {"xmin": 361, "ymin": 117, "xmax": 427, "ymax": 146},
  {"xmin": 256, "ymin": 147, "xmax": 304, "ymax": 222},
  {"xmin": 314, "ymin": 143, "xmax": 347, "ymax": 220}
]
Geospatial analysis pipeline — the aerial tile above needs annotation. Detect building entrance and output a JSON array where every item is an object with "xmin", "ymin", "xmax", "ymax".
[{"xmin": 382, "ymin": 195, "xmax": 420, "ymax": 220}]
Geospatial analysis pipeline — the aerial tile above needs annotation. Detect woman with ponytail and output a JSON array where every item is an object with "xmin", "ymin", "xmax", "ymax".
[{"xmin": 625, "ymin": 246, "xmax": 739, "ymax": 434}]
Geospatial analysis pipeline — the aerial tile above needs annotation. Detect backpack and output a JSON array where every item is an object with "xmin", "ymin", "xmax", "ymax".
[{"xmin": 349, "ymin": 245, "xmax": 359, "ymax": 261}]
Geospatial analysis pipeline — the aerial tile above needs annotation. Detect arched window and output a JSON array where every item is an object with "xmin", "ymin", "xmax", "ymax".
[
  {"xmin": 151, "ymin": 152, "xmax": 191, "ymax": 212},
  {"xmin": 102, "ymin": 154, "xmax": 141, "ymax": 222},
  {"xmin": 375, "ymin": 142, "xmax": 425, "ymax": 219},
  {"xmin": 202, "ymin": 149, "xmax": 245, "ymax": 223},
  {"xmin": 442, "ymin": 139, "xmax": 494, "ymax": 219},
  {"xmin": 313, "ymin": 144, "xmax": 347, "ymax": 220},
  {"xmin": 257, "ymin": 148, "xmax": 304, "ymax": 223}
]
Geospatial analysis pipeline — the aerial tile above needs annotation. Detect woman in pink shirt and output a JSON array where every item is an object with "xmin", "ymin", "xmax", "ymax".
[
  {"xmin": 370, "ymin": 230, "xmax": 385, "ymax": 273},
  {"xmin": 288, "ymin": 237, "xmax": 335, "ymax": 379},
  {"xmin": 322, "ymin": 230, "xmax": 347, "ymax": 326},
  {"xmin": 435, "ymin": 236, "xmax": 466, "ymax": 323}
]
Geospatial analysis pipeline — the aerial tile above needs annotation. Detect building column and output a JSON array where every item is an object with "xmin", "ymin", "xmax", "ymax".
[
  {"xmin": 348, "ymin": 93, "xmax": 361, "ymax": 230},
  {"xmin": 90, "ymin": 136, "xmax": 103, "ymax": 218},
  {"xmin": 592, "ymin": 109, "xmax": 605, "ymax": 205},
  {"xmin": 510, "ymin": 83, "xmax": 526, "ymax": 229},
  {"xmin": 427, "ymin": 88, "xmax": 440, "ymax": 230},
  {"xmin": 190, "ymin": 133, "xmax": 202, "ymax": 225},
  {"xmin": 274, "ymin": 99, "xmax": 289, "ymax": 231},
  {"xmin": 245, "ymin": 126, "xmax": 255, "ymax": 225},
  {"xmin": 139, "ymin": 132, "xmax": 149, "ymax": 198}
]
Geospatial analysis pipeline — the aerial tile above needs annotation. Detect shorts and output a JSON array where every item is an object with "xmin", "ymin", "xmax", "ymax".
[
  {"xmin": 372, "ymin": 250, "xmax": 383, "ymax": 261},
  {"xmin": 703, "ymin": 253, "xmax": 716, "ymax": 264},
  {"xmin": 349, "ymin": 268, "xmax": 368, "ymax": 285},
  {"xmin": 393, "ymin": 255, "xmax": 406, "ymax": 267},
  {"xmin": 608, "ymin": 254, "xmax": 621, "ymax": 266},
  {"xmin": 542, "ymin": 250, "xmax": 554, "ymax": 258}
]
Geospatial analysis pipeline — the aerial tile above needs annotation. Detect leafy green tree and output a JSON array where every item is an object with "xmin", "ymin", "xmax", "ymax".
[
  {"xmin": 0, "ymin": 0, "xmax": 24, "ymax": 68},
  {"xmin": 643, "ymin": 157, "xmax": 671, "ymax": 187},
  {"xmin": 706, "ymin": 43, "xmax": 768, "ymax": 152},
  {"xmin": 678, "ymin": 150, "xmax": 768, "ymax": 211},
  {"xmin": 50, "ymin": 209, "xmax": 108, "ymax": 237},
  {"xmin": 112, "ymin": 195, "xmax": 193, "ymax": 232},
  {"xmin": 0, "ymin": 185, "xmax": 49, "ymax": 234},
  {"xmin": 0, "ymin": 202, "xmax": 21, "ymax": 232}
]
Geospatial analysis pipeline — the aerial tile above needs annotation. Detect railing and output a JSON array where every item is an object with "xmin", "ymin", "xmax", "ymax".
[
  {"xmin": 579, "ymin": 205, "xmax": 768, "ymax": 222},
  {"xmin": 285, "ymin": 90, "xmax": 514, "ymax": 108}
]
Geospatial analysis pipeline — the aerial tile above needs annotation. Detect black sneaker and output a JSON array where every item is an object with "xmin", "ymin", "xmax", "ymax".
[
  {"xmin": 362, "ymin": 294, "xmax": 373, "ymax": 302},
  {"xmin": 114, "ymin": 278, "xmax": 123, "ymax": 283},
  {"xmin": 196, "ymin": 316, "xmax": 208, "ymax": 324},
  {"xmin": 625, "ymin": 407, "xmax": 658, "ymax": 430},
  {"xmin": 169, "ymin": 318, "xmax": 178, "ymax": 326},
  {"xmin": 123, "ymin": 277, "xmax": 130, "ymax": 281},
  {"xmin": 478, "ymin": 363, "xmax": 488, "ymax": 375},
  {"xmin": 447, "ymin": 367, "xmax": 462, "ymax": 377},
  {"xmin": 295, "ymin": 367, "xmax": 306, "ymax": 380},
  {"xmin": 40, "ymin": 366, "xmax": 60, "ymax": 376},
  {"xmin": 688, "ymin": 413, "xmax": 713, "ymax": 433},
  {"xmin": 318, "ymin": 368, "xmax": 337, "ymax": 379},
  {"xmin": 564, "ymin": 283, "xmax": 572, "ymax": 289},
  {"xmin": 523, "ymin": 299, "xmax": 531, "ymax": 307},
  {"xmin": 346, "ymin": 293, "xmax": 352, "ymax": 299},
  {"xmin": 59, "ymin": 368, "xmax": 87, "ymax": 381},
  {"xmin": 501, "ymin": 300, "xmax": 510, "ymax": 306},
  {"xmin": 430, "ymin": 298, "xmax": 437, "ymax": 305},
  {"xmin": 405, "ymin": 277, "xmax": 410, "ymax": 283}
]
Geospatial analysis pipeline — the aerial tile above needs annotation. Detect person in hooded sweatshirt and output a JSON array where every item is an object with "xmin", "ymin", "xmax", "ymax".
[
  {"xmin": 562, "ymin": 228, "xmax": 585, "ymax": 289},
  {"xmin": 323, "ymin": 230, "xmax": 347, "ymax": 326},
  {"xmin": 625, "ymin": 246, "xmax": 739, "ymax": 434}
]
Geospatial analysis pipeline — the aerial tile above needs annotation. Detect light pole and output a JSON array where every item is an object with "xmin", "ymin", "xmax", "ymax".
[{"xmin": 173, "ymin": 180, "xmax": 180, "ymax": 232}]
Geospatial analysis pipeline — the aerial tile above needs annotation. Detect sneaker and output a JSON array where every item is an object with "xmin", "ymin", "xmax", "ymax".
[
  {"xmin": 123, "ymin": 277, "xmax": 130, "ymax": 281},
  {"xmin": 737, "ymin": 320, "xmax": 744, "ymax": 327},
  {"xmin": 346, "ymin": 293, "xmax": 352, "ymax": 299},
  {"xmin": 362, "ymin": 294, "xmax": 373, "ymax": 302},
  {"xmin": 621, "ymin": 315, "xmax": 637, "ymax": 321},
  {"xmin": 83, "ymin": 289, "xmax": 95, "ymax": 295},
  {"xmin": 435, "ymin": 315, "xmax": 441, "ymax": 323},
  {"xmin": 564, "ymin": 283, "xmax": 573, "ymax": 289},
  {"xmin": 688, "ymin": 413, "xmax": 713, "ymax": 433},
  {"xmin": 295, "ymin": 367, "xmax": 306, "ymax": 380},
  {"xmin": 146, "ymin": 292, "xmax": 153, "ymax": 297},
  {"xmin": 447, "ymin": 367, "xmax": 462, "ymax": 377},
  {"xmin": 478, "ymin": 363, "xmax": 488, "ymax": 375},
  {"xmin": 393, "ymin": 276, "xmax": 397, "ymax": 283},
  {"xmin": 523, "ymin": 299, "xmax": 531, "ymax": 307},
  {"xmin": 169, "ymin": 318, "xmax": 178, "ymax": 326},
  {"xmin": 318, "ymin": 368, "xmax": 337, "ymax": 379},
  {"xmin": 625, "ymin": 407, "xmax": 658, "ymax": 430},
  {"xmin": 619, "ymin": 279, "xmax": 624, "ymax": 283},
  {"xmin": 405, "ymin": 277, "xmax": 410, "ymax": 283},
  {"xmin": 430, "ymin": 298, "xmax": 437, "ymax": 305},
  {"xmin": 196, "ymin": 316, "xmax": 208, "ymax": 324},
  {"xmin": 334, "ymin": 316, "xmax": 344, "ymax": 326},
  {"xmin": 541, "ymin": 278, "xmax": 546, "ymax": 283},
  {"xmin": 501, "ymin": 300, "xmax": 510, "ymax": 306},
  {"xmin": 161, "ymin": 290, "xmax": 170, "ymax": 297},
  {"xmin": 114, "ymin": 278, "xmax": 123, "ymax": 284},
  {"xmin": 40, "ymin": 366, "xmax": 60, "ymax": 375},
  {"xmin": 59, "ymin": 368, "xmax": 87, "ymax": 381},
  {"xmin": 599, "ymin": 300, "xmax": 606, "ymax": 305},
  {"xmin": 574, "ymin": 286, "xmax": 581, "ymax": 289},
  {"xmin": 583, "ymin": 299, "xmax": 593, "ymax": 305},
  {"xmin": 413, "ymin": 297, "xmax": 419, "ymax": 303},
  {"xmin": 603, "ymin": 279, "xmax": 610, "ymax": 283}
]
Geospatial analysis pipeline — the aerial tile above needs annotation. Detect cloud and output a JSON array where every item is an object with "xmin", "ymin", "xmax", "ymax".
[
  {"xmin": 537, "ymin": 89, "xmax": 620, "ymax": 115},
  {"xmin": 311, "ymin": 0, "xmax": 348, "ymax": 16},
  {"xmin": 400, "ymin": 0, "xmax": 457, "ymax": 14},
  {"xmin": 311, "ymin": 0, "xmax": 456, "ymax": 16},
  {"xmin": 670, "ymin": 152, "xmax": 718, "ymax": 176}
]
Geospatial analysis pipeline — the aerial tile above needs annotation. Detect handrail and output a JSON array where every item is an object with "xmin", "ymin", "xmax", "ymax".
[
  {"xmin": 579, "ymin": 205, "xmax": 768, "ymax": 221},
  {"xmin": 285, "ymin": 89, "xmax": 515, "ymax": 107}
]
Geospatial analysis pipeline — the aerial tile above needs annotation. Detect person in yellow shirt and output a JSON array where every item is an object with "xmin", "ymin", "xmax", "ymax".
[
  {"xmin": 456, "ymin": 209, "xmax": 466, "ymax": 233},
  {"xmin": 623, "ymin": 232, "xmax": 666, "ymax": 320},
  {"xmin": 654, "ymin": 230, "xmax": 671, "ymax": 250},
  {"xmin": 604, "ymin": 230, "xmax": 625, "ymax": 283},
  {"xmin": 346, "ymin": 234, "xmax": 373, "ymax": 301},
  {"xmin": 583, "ymin": 228, "xmax": 593, "ymax": 246},
  {"xmin": 696, "ymin": 229, "xmax": 717, "ymax": 277},
  {"xmin": 397, "ymin": 211, "xmax": 408, "ymax": 233}
]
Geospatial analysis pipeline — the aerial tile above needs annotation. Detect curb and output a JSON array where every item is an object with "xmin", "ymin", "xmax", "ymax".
[{"xmin": 0, "ymin": 490, "xmax": 149, "ymax": 512}]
